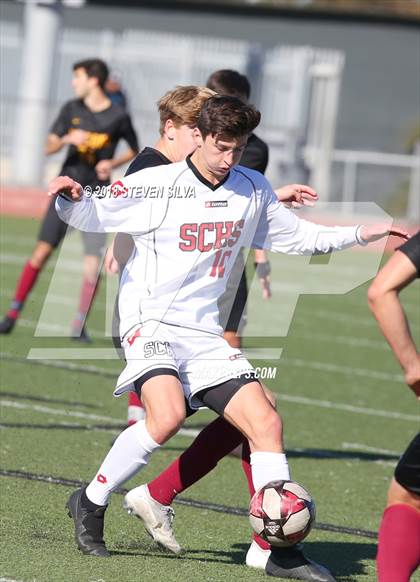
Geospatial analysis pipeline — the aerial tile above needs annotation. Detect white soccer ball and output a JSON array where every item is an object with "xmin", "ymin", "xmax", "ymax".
[{"xmin": 249, "ymin": 480, "xmax": 316, "ymax": 547}]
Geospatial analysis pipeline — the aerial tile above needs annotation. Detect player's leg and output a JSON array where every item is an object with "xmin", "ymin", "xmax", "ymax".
[
  {"xmin": 67, "ymin": 372, "xmax": 186, "ymax": 557},
  {"xmin": 0, "ymin": 197, "xmax": 66, "ymax": 333},
  {"xmin": 377, "ymin": 433, "xmax": 420, "ymax": 582},
  {"xmin": 201, "ymin": 379, "xmax": 336, "ymax": 581},
  {"xmin": 144, "ymin": 384, "xmax": 275, "ymax": 506},
  {"xmin": 71, "ymin": 233, "xmax": 106, "ymax": 342}
]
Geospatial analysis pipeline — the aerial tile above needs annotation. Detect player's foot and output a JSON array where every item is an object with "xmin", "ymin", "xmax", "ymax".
[
  {"xmin": 71, "ymin": 325, "xmax": 92, "ymax": 343},
  {"xmin": 265, "ymin": 545, "xmax": 337, "ymax": 581},
  {"xmin": 0, "ymin": 316, "xmax": 16, "ymax": 334},
  {"xmin": 123, "ymin": 484, "xmax": 182, "ymax": 555},
  {"xmin": 245, "ymin": 540, "xmax": 271, "ymax": 569},
  {"xmin": 66, "ymin": 487, "xmax": 110, "ymax": 557}
]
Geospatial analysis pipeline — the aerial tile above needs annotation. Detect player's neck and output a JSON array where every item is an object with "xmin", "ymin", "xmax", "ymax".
[
  {"xmin": 154, "ymin": 138, "xmax": 177, "ymax": 163},
  {"xmin": 83, "ymin": 88, "xmax": 111, "ymax": 113},
  {"xmin": 190, "ymin": 151, "xmax": 227, "ymax": 186}
]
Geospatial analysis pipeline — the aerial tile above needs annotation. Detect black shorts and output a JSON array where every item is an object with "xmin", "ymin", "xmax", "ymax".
[
  {"xmin": 133, "ymin": 369, "xmax": 197, "ymax": 418},
  {"xmin": 218, "ymin": 270, "xmax": 248, "ymax": 334},
  {"xmin": 196, "ymin": 373, "xmax": 259, "ymax": 416},
  {"xmin": 38, "ymin": 196, "xmax": 106, "ymax": 257},
  {"xmin": 395, "ymin": 432, "xmax": 420, "ymax": 495}
]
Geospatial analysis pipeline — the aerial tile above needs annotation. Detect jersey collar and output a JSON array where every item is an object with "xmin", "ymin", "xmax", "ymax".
[{"xmin": 186, "ymin": 154, "xmax": 230, "ymax": 191}]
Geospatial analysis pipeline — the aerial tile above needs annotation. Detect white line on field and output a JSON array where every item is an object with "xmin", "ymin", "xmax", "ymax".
[
  {"xmin": 298, "ymin": 307, "xmax": 419, "ymax": 329},
  {"xmin": 281, "ymin": 357, "xmax": 404, "ymax": 383},
  {"xmin": 0, "ymin": 400, "xmax": 200, "ymax": 437},
  {"xmin": 291, "ymin": 330, "xmax": 388, "ymax": 350},
  {"xmin": 1, "ymin": 387, "xmax": 418, "ymax": 424},
  {"xmin": 341, "ymin": 442, "xmax": 401, "ymax": 456},
  {"xmin": 277, "ymin": 394, "xmax": 418, "ymax": 421},
  {"xmin": 0, "ymin": 253, "xmax": 87, "ymax": 273},
  {"xmin": 1, "ymin": 288, "xmax": 108, "ymax": 310}
]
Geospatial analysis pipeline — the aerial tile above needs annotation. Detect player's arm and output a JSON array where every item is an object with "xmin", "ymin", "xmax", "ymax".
[
  {"xmin": 253, "ymin": 249, "xmax": 271, "ymax": 300},
  {"xmin": 252, "ymin": 184, "xmax": 409, "ymax": 255},
  {"xmin": 368, "ymin": 250, "xmax": 420, "ymax": 396},
  {"xmin": 45, "ymin": 130, "xmax": 89, "ymax": 155},
  {"xmin": 48, "ymin": 174, "xmax": 151, "ymax": 234},
  {"xmin": 95, "ymin": 148, "xmax": 138, "ymax": 181},
  {"xmin": 104, "ymin": 233, "xmax": 134, "ymax": 274},
  {"xmin": 95, "ymin": 114, "xmax": 139, "ymax": 180},
  {"xmin": 44, "ymin": 103, "xmax": 88, "ymax": 155}
]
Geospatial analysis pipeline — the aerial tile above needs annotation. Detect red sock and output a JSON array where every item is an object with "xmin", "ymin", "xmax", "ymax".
[
  {"xmin": 73, "ymin": 277, "xmax": 99, "ymax": 329},
  {"xmin": 242, "ymin": 439, "xmax": 271, "ymax": 551},
  {"xmin": 148, "ymin": 416, "xmax": 244, "ymax": 506},
  {"xmin": 7, "ymin": 261, "xmax": 40, "ymax": 319},
  {"xmin": 127, "ymin": 392, "xmax": 143, "ymax": 425},
  {"xmin": 377, "ymin": 504, "xmax": 420, "ymax": 582},
  {"xmin": 128, "ymin": 392, "xmax": 142, "ymax": 408}
]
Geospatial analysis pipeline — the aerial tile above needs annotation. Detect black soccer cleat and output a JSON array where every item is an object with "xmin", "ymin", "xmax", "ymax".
[
  {"xmin": 266, "ymin": 546, "xmax": 337, "ymax": 581},
  {"xmin": 66, "ymin": 488, "xmax": 110, "ymax": 557},
  {"xmin": 0, "ymin": 316, "xmax": 16, "ymax": 334},
  {"xmin": 71, "ymin": 325, "xmax": 92, "ymax": 343}
]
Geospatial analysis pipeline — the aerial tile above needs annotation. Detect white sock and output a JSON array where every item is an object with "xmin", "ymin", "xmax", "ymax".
[
  {"xmin": 86, "ymin": 420, "xmax": 160, "ymax": 506},
  {"xmin": 250, "ymin": 451, "xmax": 290, "ymax": 492}
]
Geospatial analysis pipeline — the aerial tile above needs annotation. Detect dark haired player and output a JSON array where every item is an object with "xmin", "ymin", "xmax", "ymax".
[
  {"xmin": 0, "ymin": 58, "xmax": 138, "ymax": 340},
  {"xmin": 368, "ymin": 232, "xmax": 420, "ymax": 582},
  {"xmin": 106, "ymin": 84, "xmax": 329, "ymax": 580},
  {"xmin": 50, "ymin": 96, "xmax": 407, "ymax": 577}
]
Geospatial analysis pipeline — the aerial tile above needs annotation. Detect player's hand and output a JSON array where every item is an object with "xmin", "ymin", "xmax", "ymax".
[
  {"xmin": 104, "ymin": 245, "xmax": 119, "ymax": 275},
  {"xmin": 260, "ymin": 275, "xmax": 271, "ymax": 300},
  {"xmin": 48, "ymin": 176, "xmax": 83, "ymax": 201},
  {"xmin": 255, "ymin": 262, "xmax": 272, "ymax": 300},
  {"xmin": 359, "ymin": 224, "xmax": 411, "ymax": 243},
  {"xmin": 95, "ymin": 160, "xmax": 113, "ymax": 180},
  {"xmin": 64, "ymin": 129, "xmax": 89, "ymax": 147},
  {"xmin": 275, "ymin": 184, "xmax": 318, "ymax": 209},
  {"xmin": 404, "ymin": 357, "xmax": 420, "ymax": 399}
]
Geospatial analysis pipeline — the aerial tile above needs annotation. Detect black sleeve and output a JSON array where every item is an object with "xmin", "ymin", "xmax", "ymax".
[
  {"xmin": 119, "ymin": 114, "xmax": 139, "ymax": 152},
  {"xmin": 49, "ymin": 102, "xmax": 72, "ymax": 137},
  {"xmin": 240, "ymin": 134, "xmax": 269, "ymax": 175},
  {"xmin": 398, "ymin": 231, "xmax": 420, "ymax": 275},
  {"xmin": 125, "ymin": 151, "xmax": 164, "ymax": 176}
]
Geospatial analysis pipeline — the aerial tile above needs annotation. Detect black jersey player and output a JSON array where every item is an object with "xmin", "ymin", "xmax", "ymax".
[{"xmin": 0, "ymin": 58, "xmax": 138, "ymax": 340}]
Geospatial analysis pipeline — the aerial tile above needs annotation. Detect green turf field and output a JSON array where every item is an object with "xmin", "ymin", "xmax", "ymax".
[{"xmin": 1, "ymin": 215, "xmax": 419, "ymax": 582}]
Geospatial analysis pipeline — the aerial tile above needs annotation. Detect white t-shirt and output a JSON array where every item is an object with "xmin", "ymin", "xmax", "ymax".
[{"xmin": 56, "ymin": 158, "xmax": 359, "ymax": 338}]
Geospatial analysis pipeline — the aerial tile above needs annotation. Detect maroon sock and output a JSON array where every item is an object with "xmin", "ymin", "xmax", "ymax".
[
  {"xmin": 73, "ymin": 277, "xmax": 99, "ymax": 329},
  {"xmin": 7, "ymin": 261, "xmax": 41, "ymax": 319},
  {"xmin": 242, "ymin": 439, "xmax": 271, "ymax": 551},
  {"xmin": 148, "ymin": 416, "xmax": 244, "ymax": 506},
  {"xmin": 377, "ymin": 504, "xmax": 420, "ymax": 582}
]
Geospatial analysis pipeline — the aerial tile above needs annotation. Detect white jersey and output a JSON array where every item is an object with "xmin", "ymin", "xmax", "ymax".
[{"xmin": 56, "ymin": 157, "xmax": 360, "ymax": 338}]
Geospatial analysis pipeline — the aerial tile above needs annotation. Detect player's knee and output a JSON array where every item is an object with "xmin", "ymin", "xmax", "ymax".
[
  {"xmin": 146, "ymin": 408, "xmax": 185, "ymax": 444},
  {"xmin": 249, "ymin": 409, "xmax": 282, "ymax": 448},
  {"xmin": 262, "ymin": 385, "xmax": 277, "ymax": 408},
  {"xmin": 388, "ymin": 476, "xmax": 420, "ymax": 511},
  {"xmin": 30, "ymin": 242, "xmax": 53, "ymax": 269}
]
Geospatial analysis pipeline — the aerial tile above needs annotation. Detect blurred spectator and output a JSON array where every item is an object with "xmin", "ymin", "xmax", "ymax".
[{"xmin": 106, "ymin": 71, "xmax": 128, "ymax": 110}]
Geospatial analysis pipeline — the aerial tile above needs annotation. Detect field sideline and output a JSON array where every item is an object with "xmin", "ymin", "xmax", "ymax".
[{"xmin": 0, "ymin": 214, "xmax": 419, "ymax": 582}]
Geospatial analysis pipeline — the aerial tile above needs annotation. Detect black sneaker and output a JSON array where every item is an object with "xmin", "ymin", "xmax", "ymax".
[
  {"xmin": 71, "ymin": 325, "xmax": 92, "ymax": 343},
  {"xmin": 0, "ymin": 316, "xmax": 16, "ymax": 334},
  {"xmin": 66, "ymin": 488, "xmax": 110, "ymax": 557},
  {"xmin": 266, "ymin": 546, "xmax": 336, "ymax": 581}
]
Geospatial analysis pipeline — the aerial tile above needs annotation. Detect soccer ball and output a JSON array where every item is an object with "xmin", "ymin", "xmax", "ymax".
[{"xmin": 249, "ymin": 480, "xmax": 316, "ymax": 547}]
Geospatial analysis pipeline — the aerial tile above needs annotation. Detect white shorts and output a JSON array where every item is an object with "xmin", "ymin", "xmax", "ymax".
[{"xmin": 114, "ymin": 320, "xmax": 255, "ymax": 410}]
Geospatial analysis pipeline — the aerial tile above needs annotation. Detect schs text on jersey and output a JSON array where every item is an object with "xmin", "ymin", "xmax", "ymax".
[{"xmin": 179, "ymin": 220, "xmax": 245, "ymax": 252}]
